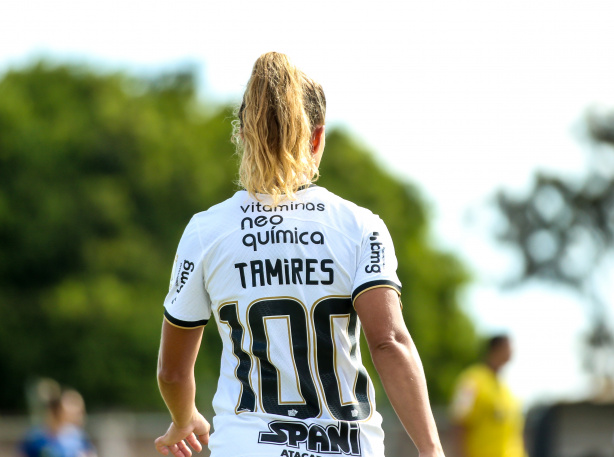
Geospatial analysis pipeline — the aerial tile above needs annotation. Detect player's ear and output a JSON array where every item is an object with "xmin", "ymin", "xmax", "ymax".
[{"xmin": 311, "ymin": 125, "xmax": 325, "ymax": 154}]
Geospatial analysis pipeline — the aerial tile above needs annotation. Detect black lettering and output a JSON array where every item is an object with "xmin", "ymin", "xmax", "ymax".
[
  {"xmin": 307, "ymin": 424, "xmax": 329, "ymax": 452},
  {"xmin": 259, "ymin": 422, "xmax": 290, "ymax": 445},
  {"xmin": 277, "ymin": 204, "xmax": 288, "ymax": 212},
  {"xmin": 270, "ymin": 215, "xmax": 284, "ymax": 225},
  {"xmin": 299, "ymin": 232, "xmax": 309, "ymax": 245},
  {"xmin": 295, "ymin": 202, "xmax": 305, "ymax": 210},
  {"xmin": 370, "ymin": 250, "xmax": 382, "ymax": 264},
  {"xmin": 317, "ymin": 203, "xmax": 325, "ymax": 211},
  {"xmin": 266, "ymin": 259, "xmax": 283, "ymax": 285},
  {"xmin": 365, "ymin": 232, "xmax": 384, "ymax": 274},
  {"xmin": 327, "ymin": 422, "xmax": 350, "ymax": 454},
  {"xmin": 260, "ymin": 420, "xmax": 360, "ymax": 456},
  {"xmin": 250, "ymin": 260, "xmax": 265, "ymax": 287},
  {"xmin": 305, "ymin": 259, "xmax": 318, "ymax": 285},
  {"xmin": 291, "ymin": 258, "xmax": 303, "ymax": 284},
  {"xmin": 311, "ymin": 231, "xmax": 324, "ymax": 245},
  {"xmin": 177, "ymin": 260, "xmax": 194, "ymax": 291},
  {"xmin": 234, "ymin": 263, "xmax": 247, "ymax": 288},
  {"xmin": 306, "ymin": 202, "xmax": 315, "ymax": 211},
  {"xmin": 284, "ymin": 259, "xmax": 290, "ymax": 285},
  {"xmin": 180, "ymin": 270, "xmax": 190, "ymax": 285},
  {"xmin": 349, "ymin": 423, "xmax": 360, "ymax": 454},
  {"xmin": 321, "ymin": 259, "xmax": 334, "ymax": 285},
  {"xmin": 241, "ymin": 217, "xmax": 254, "ymax": 230},
  {"xmin": 277, "ymin": 230, "xmax": 294, "ymax": 244},
  {"xmin": 235, "ymin": 259, "xmax": 337, "ymax": 288},
  {"xmin": 243, "ymin": 233, "xmax": 257, "ymax": 251},
  {"xmin": 263, "ymin": 205, "xmax": 272, "ymax": 212},
  {"xmin": 255, "ymin": 215, "xmax": 267, "ymax": 227},
  {"xmin": 240, "ymin": 204, "xmax": 250, "ymax": 213},
  {"xmin": 274, "ymin": 422, "xmax": 308, "ymax": 448},
  {"xmin": 257, "ymin": 231, "xmax": 271, "ymax": 247},
  {"xmin": 256, "ymin": 202, "xmax": 262, "ymax": 211},
  {"xmin": 286, "ymin": 423, "xmax": 308, "ymax": 447}
]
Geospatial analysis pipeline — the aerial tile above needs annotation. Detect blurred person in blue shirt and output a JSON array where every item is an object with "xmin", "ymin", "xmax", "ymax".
[{"xmin": 20, "ymin": 386, "xmax": 96, "ymax": 457}]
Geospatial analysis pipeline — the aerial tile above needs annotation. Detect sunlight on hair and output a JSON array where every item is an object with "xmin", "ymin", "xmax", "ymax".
[{"xmin": 232, "ymin": 52, "xmax": 326, "ymax": 205}]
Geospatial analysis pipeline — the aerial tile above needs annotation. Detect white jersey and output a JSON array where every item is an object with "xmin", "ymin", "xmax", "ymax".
[{"xmin": 164, "ymin": 185, "xmax": 401, "ymax": 457}]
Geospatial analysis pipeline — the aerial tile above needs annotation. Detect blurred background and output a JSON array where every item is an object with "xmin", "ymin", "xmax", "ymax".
[{"xmin": 1, "ymin": 0, "xmax": 613, "ymax": 456}]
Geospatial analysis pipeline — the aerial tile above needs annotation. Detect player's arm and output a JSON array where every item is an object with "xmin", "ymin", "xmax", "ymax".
[
  {"xmin": 155, "ymin": 319, "xmax": 210, "ymax": 457},
  {"xmin": 355, "ymin": 287, "xmax": 444, "ymax": 457}
]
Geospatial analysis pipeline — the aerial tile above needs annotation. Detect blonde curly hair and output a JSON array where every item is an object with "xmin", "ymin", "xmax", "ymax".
[{"xmin": 233, "ymin": 52, "xmax": 326, "ymax": 205}]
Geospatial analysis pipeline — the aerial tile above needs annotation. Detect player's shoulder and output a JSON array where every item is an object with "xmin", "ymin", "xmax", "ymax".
[
  {"xmin": 193, "ymin": 191, "xmax": 244, "ymax": 218},
  {"xmin": 313, "ymin": 186, "xmax": 381, "ymax": 226},
  {"xmin": 178, "ymin": 191, "xmax": 246, "ymax": 244},
  {"xmin": 458, "ymin": 363, "xmax": 492, "ymax": 385}
]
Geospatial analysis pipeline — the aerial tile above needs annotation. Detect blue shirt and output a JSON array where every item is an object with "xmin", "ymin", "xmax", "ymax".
[{"xmin": 20, "ymin": 425, "xmax": 94, "ymax": 457}]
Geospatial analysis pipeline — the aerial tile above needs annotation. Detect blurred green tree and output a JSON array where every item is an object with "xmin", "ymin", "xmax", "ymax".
[
  {"xmin": 493, "ymin": 108, "xmax": 614, "ymax": 397},
  {"xmin": 0, "ymin": 62, "xmax": 478, "ymax": 412}
]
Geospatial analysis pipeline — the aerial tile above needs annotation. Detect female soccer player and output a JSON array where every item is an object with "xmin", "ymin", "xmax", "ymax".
[{"xmin": 155, "ymin": 52, "xmax": 445, "ymax": 457}]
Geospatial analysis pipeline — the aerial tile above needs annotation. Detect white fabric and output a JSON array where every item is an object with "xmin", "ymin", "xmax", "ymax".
[{"xmin": 164, "ymin": 186, "xmax": 401, "ymax": 457}]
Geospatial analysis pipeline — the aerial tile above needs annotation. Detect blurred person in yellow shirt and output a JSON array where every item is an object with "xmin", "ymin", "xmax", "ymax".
[{"xmin": 450, "ymin": 335, "xmax": 526, "ymax": 457}]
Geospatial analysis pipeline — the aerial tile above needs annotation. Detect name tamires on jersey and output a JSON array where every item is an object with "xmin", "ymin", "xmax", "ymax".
[{"xmin": 164, "ymin": 185, "xmax": 401, "ymax": 457}]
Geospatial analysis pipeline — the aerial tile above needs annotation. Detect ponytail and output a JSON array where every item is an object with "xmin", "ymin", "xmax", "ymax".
[{"xmin": 233, "ymin": 52, "xmax": 326, "ymax": 204}]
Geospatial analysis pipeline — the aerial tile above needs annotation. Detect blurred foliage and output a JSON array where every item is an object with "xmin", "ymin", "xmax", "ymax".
[
  {"xmin": 0, "ymin": 62, "xmax": 478, "ymax": 412},
  {"xmin": 494, "ymin": 107, "xmax": 614, "ymax": 391}
]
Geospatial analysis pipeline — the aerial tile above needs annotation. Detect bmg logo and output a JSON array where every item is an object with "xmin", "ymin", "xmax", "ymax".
[{"xmin": 365, "ymin": 232, "xmax": 384, "ymax": 274}]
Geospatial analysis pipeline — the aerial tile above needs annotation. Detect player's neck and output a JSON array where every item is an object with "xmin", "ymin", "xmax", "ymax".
[{"xmin": 486, "ymin": 360, "xmax": 502, "ymax": 375}]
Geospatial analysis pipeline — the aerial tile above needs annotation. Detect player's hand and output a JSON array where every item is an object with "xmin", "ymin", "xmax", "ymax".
[{"xmin": 154, "ymin": 410, "xmax": 210, "ymax": 457}]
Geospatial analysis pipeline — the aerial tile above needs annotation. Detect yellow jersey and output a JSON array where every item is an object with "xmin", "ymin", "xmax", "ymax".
[{"xmin": 450, "ymin": 364, "xmax": 526, "ymax": 457}]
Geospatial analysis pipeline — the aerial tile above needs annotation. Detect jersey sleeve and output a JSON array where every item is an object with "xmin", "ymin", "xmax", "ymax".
[
  {"xmin": 163, "ymin": 217, "xmax": 211, "ymax": 328},
  {"xmin": 351, "ymin": 215, "xmax": 402, "ymax": 305}
]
